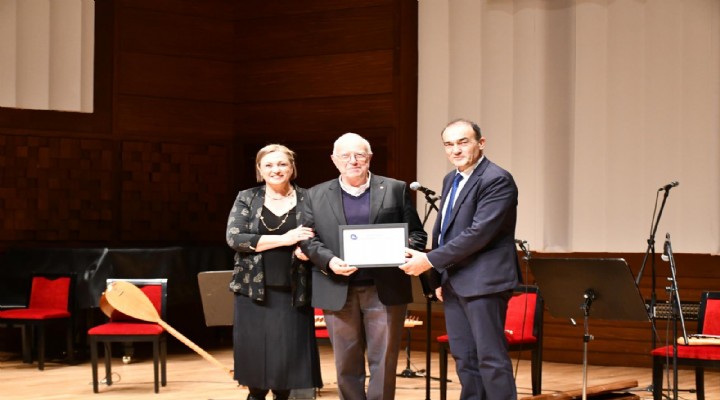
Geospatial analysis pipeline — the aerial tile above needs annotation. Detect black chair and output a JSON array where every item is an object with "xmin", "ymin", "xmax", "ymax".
[
  {"xmin": 0, "ymin": 272, "xmax": 76, "ymax": 370},
  {"xmin": 651, "ymin": 291, "xmax": 720, "ymax": 400},
  {"xmin": 88, "ymin": 278, "xmax": 168, "ymax": 393}
]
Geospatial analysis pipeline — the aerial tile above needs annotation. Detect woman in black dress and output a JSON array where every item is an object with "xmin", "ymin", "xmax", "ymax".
[{"xmin": 226, "ymin": 144, "xmax": 322, "ymax": 400}]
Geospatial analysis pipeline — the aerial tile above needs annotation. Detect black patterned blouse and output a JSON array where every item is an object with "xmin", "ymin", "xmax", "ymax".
[{"xmin": 226, "ymin": 184, "xmax": 312, "ymax": 306}]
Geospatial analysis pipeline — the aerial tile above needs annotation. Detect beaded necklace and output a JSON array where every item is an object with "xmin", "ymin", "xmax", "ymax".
[
  {"xmin": 261, "ymin": 186, "xmax": 295, "ymax": 231},
  {"xmin": 259, "ymin": 209, "xmax": 291, "ymax": 232}
]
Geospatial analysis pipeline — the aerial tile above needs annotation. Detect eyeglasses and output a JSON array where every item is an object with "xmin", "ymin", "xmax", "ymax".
[{"xmin": 333, "ymin": 152, "xmax": 370, "ymax": 162}]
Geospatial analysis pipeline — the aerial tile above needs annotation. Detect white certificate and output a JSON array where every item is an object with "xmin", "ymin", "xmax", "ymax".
[{"xmin": 339, "ymin": 223, "xmax": 408, "ymax": 267}]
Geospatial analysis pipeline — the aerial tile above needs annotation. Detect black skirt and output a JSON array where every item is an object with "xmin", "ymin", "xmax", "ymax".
[{"xmin": 233, "ymin": 286, "xmax": 323, "ymax": 390}]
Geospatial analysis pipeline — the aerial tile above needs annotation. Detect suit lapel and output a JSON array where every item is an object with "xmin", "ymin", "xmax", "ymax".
[
  {"xmin": 445, "ymin": 158, "xmax": 490, "ymax": 230},
  {"xmin": 369, "ymin": 175, "xmax": 385, "ymax": 223},
  {"xmin": 325, "ymin": 180, "xmax": 348, "ymax": 225}
]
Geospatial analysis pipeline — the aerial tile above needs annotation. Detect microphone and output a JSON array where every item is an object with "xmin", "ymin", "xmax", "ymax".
[
  {"xmin": 658, "ymin": 181, "xmax": 679, "ymax": 191},
  {"xmin": 410, "ymin": 182, "xmax": 439, "ymax": 200},
  {"xmin": 661, "ymin": 233, "xmax": 671, "ymax": 262},
  {"xmin": 514, "ymin": 239, "xmax": 530, "ymax": 260}
]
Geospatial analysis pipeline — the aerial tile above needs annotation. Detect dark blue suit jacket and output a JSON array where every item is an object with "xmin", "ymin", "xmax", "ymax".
[{"xmin": 427, "ymin": 157, "xmax": 520, "ymax": 297}]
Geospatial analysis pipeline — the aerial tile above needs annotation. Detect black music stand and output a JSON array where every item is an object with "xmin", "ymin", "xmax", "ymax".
[
  {"xmin": 529, "ymin": 258, "xmax": 649, "ymax": 400},
  {"xmin": 197, "ymin": 271, "xmax": 234, "ymax": 327}
]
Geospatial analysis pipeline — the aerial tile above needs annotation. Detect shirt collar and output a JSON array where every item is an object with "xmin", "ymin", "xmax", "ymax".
[{"xmin": 338, "ymin": 172, "xmax": 372, "ymax": 196}]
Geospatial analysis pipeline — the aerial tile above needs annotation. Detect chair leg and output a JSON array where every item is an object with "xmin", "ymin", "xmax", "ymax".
[
  {"xmin": 152, "ymin": 338, "xmax": 160, "ymax": 393},
  {"xmin": 651, "ymin": 356, "xmax": 663, "ymax": 400},
  {"xmin": 21, "ymin": 324, "xmax": 32, "ymax": 364},
  {"xmin": 161, "ymin": 336, "xmax": 167, "ymax": 386},
  {"xmin": 37, "ymin": 324, "xmax": 46, "ymax": 371},
  {"xmin": 695, "ymin": 367, "xmax": 705, "ymax": 400},
  {"xmin": 439, "ymin": 342, "xmax": 448, "ymax": 400},
  {"xmin": 530, "ymin": 347, "xmax": 542, "ymax": 395},
  {"xmin": 90, "ymin": 337, "xmax": 99, "ymax": 393},
  {"xmin": 104, "ymin": 342, "xmax": 113, "ymax": 386},
  {"xmin": 66, "ymin": 320, "xmax": 75, "ymax": 365}
]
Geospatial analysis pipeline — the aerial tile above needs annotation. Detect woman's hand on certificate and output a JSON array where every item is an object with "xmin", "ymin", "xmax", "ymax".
[
  {"xmin": 398, "ymin": 248, "xmax": 433, "ymax": 276},
  {"xmin": 328, "ymin": 256, "xmax": 357, "ymax": 276}
]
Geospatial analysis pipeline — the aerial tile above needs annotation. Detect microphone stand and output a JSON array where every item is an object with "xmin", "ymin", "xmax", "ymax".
[
  {"xmin": 581, "ymin": 289, "xmax": 596, "ymax": 400},
  {"xmin": 635, "ymin": 188, "xmax": 673, "ymax": 352},
  {"xmin": 421, "ymin": 193, "xmax": 440, "ymax": 216},
  {"xmin": 663, "ymin": 233, "xmax": 688, "ymax": 400},
  {"xmin": 418, "ymin": 193, "xmax": 440, "ymax": 400}
]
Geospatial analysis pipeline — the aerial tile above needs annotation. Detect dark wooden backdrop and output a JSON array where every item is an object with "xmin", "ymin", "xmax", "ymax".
[
  {"xmin": 0, "ymin": 0, "xmax": 418, "ymax": 247},
  {"xmin": 1, "ymin": 0, "xmax": 718, "ymax": 369}
]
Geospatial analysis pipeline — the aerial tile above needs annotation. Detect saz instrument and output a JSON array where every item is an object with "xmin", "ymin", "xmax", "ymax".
[
  {"xmin": 678, "ymin": 334, "xmax": 720, "ymax": 346},
  {"xmin": 314, "ymin": 314, "xmax": 423, "ymax": 328},
  {"xmin": 101, "ymin": 281, "xmax": 233, "ymax": 378}
]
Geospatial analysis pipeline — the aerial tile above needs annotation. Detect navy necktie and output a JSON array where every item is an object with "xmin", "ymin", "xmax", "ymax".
[{"xmin": 440, "ymin": 173, "xmax": 463, "ymax": 245}]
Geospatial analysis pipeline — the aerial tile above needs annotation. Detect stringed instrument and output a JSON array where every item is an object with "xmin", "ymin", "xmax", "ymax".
[
  {"xmin": 101, "ymin": 280, "xmax": 233, "ymax": 378},
  {"xmin": 314, "ymin": 314, "xmax": 423, "ymax": 328},
  {"xmin": 678, "ymin": 334, "xmax": 720, "ymax": 346}
]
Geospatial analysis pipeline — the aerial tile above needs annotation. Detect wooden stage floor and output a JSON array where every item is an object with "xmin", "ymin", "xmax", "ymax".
[{"xmin": 1, "ymin": 343, "xmax": 717, "ymax": 399}]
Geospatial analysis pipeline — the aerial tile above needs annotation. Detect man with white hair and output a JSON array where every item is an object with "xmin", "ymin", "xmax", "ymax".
[{"xmin": 299, "ymin": 132, "xmax": 427, "ymax": 400}]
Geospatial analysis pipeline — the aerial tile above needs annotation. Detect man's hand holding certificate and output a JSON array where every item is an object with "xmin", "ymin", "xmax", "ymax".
[
  {"xmin": 327, "ymin": 256, "xmax": 357, "ymax": 276},
  {"xmin": 398, "ymin": 248, "xmax": 434, "ymax": 276}
]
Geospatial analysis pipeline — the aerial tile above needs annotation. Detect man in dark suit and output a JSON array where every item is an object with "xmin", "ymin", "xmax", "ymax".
[
  {"xmin": 299, "ymin": 132, "xmax": 427, "ymax": 400},
  {"xmin": 401, "ymin": 119, "xmax": 520, "ymax": 400}
]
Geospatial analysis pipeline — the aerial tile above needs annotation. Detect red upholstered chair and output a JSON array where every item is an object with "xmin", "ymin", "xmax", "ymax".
[
  {"xmin": 0, "ymin": 272, "xmax": 76, "ymax": 370},
  {"xmin": 651, "ymin": 291, "xmax": 720, "ymax": 400},
  {"xmin": 437, "ymin": 285, "xmax": 543, "ymax": 400},
  {"xmin": 314, "ymin": 308, "xmax": 329, "ymax": 341},
  {"xmin": 88, "ymin": 278, "xmax": 168, "ymax": 393}
]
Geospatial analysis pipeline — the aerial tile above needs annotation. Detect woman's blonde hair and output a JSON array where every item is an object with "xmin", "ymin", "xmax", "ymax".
[{"xmin": 255, "ymin": 144, "xmax": 298, "ymax": 182}]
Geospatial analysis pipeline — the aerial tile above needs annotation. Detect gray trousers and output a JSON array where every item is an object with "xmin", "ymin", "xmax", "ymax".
[{"xmin": 324, "ymin": 285, "xmax": 407, "ymax": 400}]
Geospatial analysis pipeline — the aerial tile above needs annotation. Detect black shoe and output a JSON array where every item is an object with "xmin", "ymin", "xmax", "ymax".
[
  {"xmin": 247, "ymin": 388, "xmax": 269, "ymax": 400},
  {"xmin": 272, "ymin": 390, "xmax": 290, "ymax": 400}
]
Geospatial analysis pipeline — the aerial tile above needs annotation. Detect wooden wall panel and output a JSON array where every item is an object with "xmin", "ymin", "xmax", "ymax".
[
  {"xmin": 0, "ymin": 134, "xmax": 117, "ymax": 242},
  {"xmin": 235, "ymin": 95, "xmax": 395, "ymax": 137},
  {"xmin": 236, "ymin": 0, "xmax": 392, "ymax": 18},
  {"xmin": 112, "ymin": 1, "xmax": 237, "ymax": 242},
  {"xmin": 115, "ymin": 96, "xmax": 234, "ymax": 140},
  {"xmin": 0, "ymin": 0, "xmax": 417, "ymax": 253},
  {"xmin": 236, "ymin": 5, "xmax": 394, "ymax": 60},
  {"xmin": 120, "ymin": 141, "xmax": 230, "ymax": 243},
  {"xmin": 120, "ymin": 0, "xmax": 239, "ymax": 18},
  {"xmin": 118, "ymin": 53, "xmax": 235, "ymax": 102},
  {"xmin": 117, "ymin": 7, "xmax": 235, "ymax": 60},
  {"xmin": 233, "ymin": 0, "xmax": 417, "ymax": 191},
  {"xmin": 236, "ymin": 51, "xmax": 394, "ymax": 102}
]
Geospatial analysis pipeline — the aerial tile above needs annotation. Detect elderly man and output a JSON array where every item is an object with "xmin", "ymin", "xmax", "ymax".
[{"xmin": 299, "ymin": 132, "xmax": 427, "ymax": 400}]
